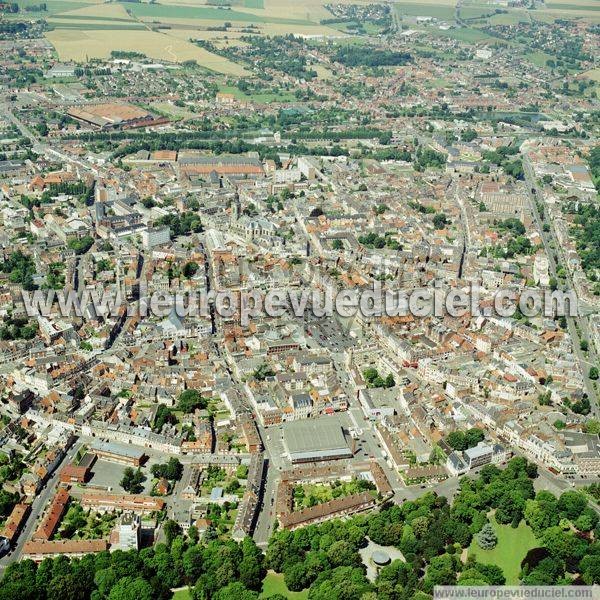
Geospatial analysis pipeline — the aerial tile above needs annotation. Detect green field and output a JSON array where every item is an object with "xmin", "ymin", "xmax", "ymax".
[
  {"xmin": 487, "ymin": 10, "xmax": 530, "ymax": 25},
  {"xmin": 122, "ymin": 2, "xmax": 311, "ymax": 24},
  {"xmin": 547, "ymin": 2, "xmax": 600, "ymax": 9},
  {"xmin": 459, "ymin": 6, "xmax": 494, "ymax": 19},
  {"xmin": 437, "ymin": 26, "xmax": 491, "ymax": 42},
  {"xmin": 172, "ymin": 589, "xmax": 192, "ymax": 600},
  {"xmin": 5, "ymin": 0, "xmax": 89, "ymax": 16},
  {"xmin": 260, "ymin": 572, "xmax": 309, "ymax": 600},
  {"xmin": 468, "ymin": 516, "xmax": 538, "ymax": 584},
  {"xmin": 219, "ymin": 85, "xmax": 296, "ymax": 103},
  {"xmin": 394, "ymin": 3, "xmax": 456, "ymax": 20}
]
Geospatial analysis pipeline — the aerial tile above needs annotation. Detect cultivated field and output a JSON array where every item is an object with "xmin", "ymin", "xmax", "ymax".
[
  {"xmin": 537, "ymin": 0, "xmax": 600, "ymax": 22},
  {"xmin": 41, "ymin": 0, "xmax": 351, "ymax": 60},
  {"xmin": 142, "ymin": 17, "xmax": 342, "ymax": 37},
  {"xmin": 54, "ymin": 2, "xmax": 133, "ymax": 19},
  {"xmin": 125, "ymin": 2, "xmax": 313, "ymax": 24},
  {"xmin": 393, "ymin": 2, "xmax": 457, "ymax": 21},
  {"xmin": 45, "ymin": 27, "xmax": 249, "ymax": 74}
]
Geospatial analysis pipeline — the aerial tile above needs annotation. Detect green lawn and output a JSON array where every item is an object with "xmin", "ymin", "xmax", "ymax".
[
  {"xmin": 468, "ymin": 516, "xmax": 538, "ymax": 584},
  {"xmin": 260, "ymin": 572, "xmax": 309, "ymax": 600},
  {"xmin": 172, "ymin": 589, "xmax": 192, "ymax": 600}
]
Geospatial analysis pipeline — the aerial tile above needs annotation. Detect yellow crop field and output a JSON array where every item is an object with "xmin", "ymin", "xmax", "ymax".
[{"xmin": 45, "ymin": 28, "xmax": 249, "ymax": 74}]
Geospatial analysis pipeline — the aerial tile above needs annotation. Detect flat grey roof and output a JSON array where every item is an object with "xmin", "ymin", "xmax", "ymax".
[
  {"xmin": 464, "ymin": 443, "xmax": 493, "ymax": 460},
  {"xmin": 282, "ymin": 418, "xmax": 350, "ymax": 456},
  {"xmin": 91, "ymin": 441, "xmax": 145, "ymax": 459}
]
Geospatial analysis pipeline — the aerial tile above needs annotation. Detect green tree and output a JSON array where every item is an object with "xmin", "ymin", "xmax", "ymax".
[
  {"xmin": 239, "ymin": 538, "xmax": 264, "ymax": 591},
  {"xmin": 283, "ymin": 563, "xmax": 307, "ymax": 592},
  {"xmin": 120, "ymin": 468, "xmax": 146, "ymax": 494},
  {"xmin": 581, "ymin": 554, "xmax": 600, "ymax": 584},
  {"xmin": 475, "ymin": 523, "xmax": 497, "ymax": 550},
  {"xmin": 46, "ymin": 573, "xmax": 89, "ymax": 600},
  {"xmin": 182, "ymin": 545, "xmax": 204, "ymax": 584},
  {"xmin": 424, "ymin": 554, "xmax": 457, "ymax": 591},
  {"xmin": 524, "ymin": 492, "xmax": 559, "ymax": 535},
  {"xmin": 432, "ymin": 212, "xmax": 449, "ymax": 230},
  {"xmin": 151, "ymin": 458, "xmax": 183, "ymax": 481},
  {"xmin": 163, "ymin": 520, "xmax": 181, "ymax": 547},
  {"xmin": 557, "ymin": 490, "xmax": 587, "ymax": 520},
  {"xmin": 183, "ymin": 261, "xmax": 199, "ymax": 278},
  {"xmin": 68, "ymin": 236, "xmax": 94, "ymax": 255},
  {"xmin": 107, "ymin": 577, "xmax": 153, "ymax": 600},
  {"xmin": 177, "ymin": 389, "xmax": 207, "ymax": 413},
  {"xmin": 213, "ymin": 582, "xmax": 258, "ymax": 600}
]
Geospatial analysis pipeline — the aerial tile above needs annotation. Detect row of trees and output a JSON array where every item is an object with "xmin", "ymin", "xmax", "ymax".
[
  {"xmin": 1, "ymin": 457, "xmax": 599, "ymax": 600},
  {"xmin": 0, "ymin": 534, "xmax": 265, "ymax": 600}
]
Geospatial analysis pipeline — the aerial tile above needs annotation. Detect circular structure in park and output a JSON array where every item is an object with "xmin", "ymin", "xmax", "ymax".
[{"xmin": 371, "ymin": 551, "xmax": 391, "ymax": 567}]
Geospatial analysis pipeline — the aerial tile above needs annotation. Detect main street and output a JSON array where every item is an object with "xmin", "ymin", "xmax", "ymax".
[
  {"xmin": 0, "ymin": 440, "xmax": 81, "ymax": 573},
  {"xmin": 522, "ymin": 154, "xmax": 599, "ymax": 417}
]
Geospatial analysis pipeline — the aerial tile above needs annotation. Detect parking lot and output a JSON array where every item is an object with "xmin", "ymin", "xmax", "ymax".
[{"xmin": 80, "ymin": 457, "xmax": 164, "ymax": 495}]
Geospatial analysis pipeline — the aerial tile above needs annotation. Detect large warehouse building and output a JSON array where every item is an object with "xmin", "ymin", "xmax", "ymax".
[
  {"xmin": 178, "ymin": 153, "xmax": 264, "ymax": 178},
  {"xmin": 282, "ymin": 418, "xmax": 353, "ymax": 464}
]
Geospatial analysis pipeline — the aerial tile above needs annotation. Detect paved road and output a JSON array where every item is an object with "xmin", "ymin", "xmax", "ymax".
[
  {"xmin": 0, "ymin": 441, "xmax": 80, "ymax": 573},
  {"xmin": 523, "ymin": 155, "xmax": 599, "ymax": 416},
  {"xmin": 252, "ymin": 451, "xmax": 278, "ymax": 548}
]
